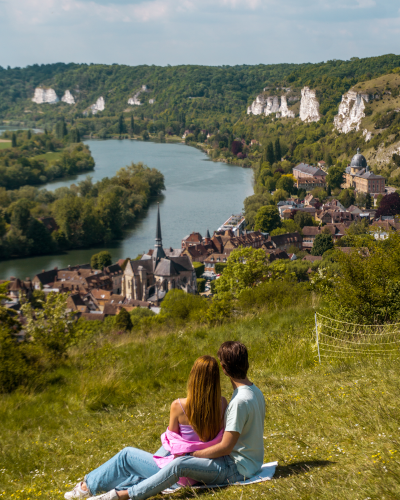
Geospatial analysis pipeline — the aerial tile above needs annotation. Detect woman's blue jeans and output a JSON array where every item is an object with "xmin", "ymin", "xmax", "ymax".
[{"xmin": 85, "ymin": 446, "xmax": 243, "ymax": 500}]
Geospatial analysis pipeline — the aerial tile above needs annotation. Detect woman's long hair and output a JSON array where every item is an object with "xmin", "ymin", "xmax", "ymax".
[{"xmin": 185, "ymin": 355, "xmax": 221, "ymax": 442}]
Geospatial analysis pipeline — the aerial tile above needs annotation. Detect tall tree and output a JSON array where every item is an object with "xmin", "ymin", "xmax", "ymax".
[
  {"xmin": 11, "ymin": 133, "xmax": 16, "ymax": 148},
  {"xmin": 274, "ymin": 138, "xmax": 281, "ymax": 162},
  {"xmin": 266, "ymin": 142, "xmax": 275, "ymax": 165},
  {"xmin": 130, "ymin": 115, "xmax": 134, "ymax": 134},
  {"xmin": 118, "ymin": 115, "xmax": 125, "ymax": 135}
]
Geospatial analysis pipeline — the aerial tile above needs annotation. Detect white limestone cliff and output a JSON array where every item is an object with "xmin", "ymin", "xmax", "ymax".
[
  {"xmin": 299, "ymin": 87, "xmax": 320, "ymax": 122},
  {"xmin": 247, "ymin": 95, "xmax": 295, "ymax": 118},
  {"xmin": 279, "ymin": 96, "xmax": 295, "ymax": 118},
  {"xmin": 61, "ymin": 90, "xmax": 75, "ymax": 105},
  {"xmin": 32, "ymin": 88, "xmax": 59, "ymax": 104},
  {"xmin": 91, "ymin": 96, "xmax": 105, "ymax": 114},
  {"xmin": 363, "ymin": 128, "xmax": 372, "ymax": 142},
  {"xmin": 247, "ymin": 95, "xmax": 266, "ymax": 115},
  {"xmin": 333, "ymin": 91, "xmax": 369, "ymax": 134}
]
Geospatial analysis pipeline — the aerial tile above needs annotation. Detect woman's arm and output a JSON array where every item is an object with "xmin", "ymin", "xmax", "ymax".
[{"xmin": 168, "ymin": 400, "xmax": 183, "ymax": 433}]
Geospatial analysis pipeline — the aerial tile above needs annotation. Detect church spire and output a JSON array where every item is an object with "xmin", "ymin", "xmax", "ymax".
[{"xmin": 153, "ymin": 203, "xmax": 165, "ymax": 262}]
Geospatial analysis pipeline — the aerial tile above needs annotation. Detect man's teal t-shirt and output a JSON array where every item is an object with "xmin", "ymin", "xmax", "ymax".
[{"xmin": 224, "ymin": 384, "xmax": 265, "ymax": 478}]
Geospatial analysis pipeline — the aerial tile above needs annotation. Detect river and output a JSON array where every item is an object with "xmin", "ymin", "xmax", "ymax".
[{"xmin": 0, "ymin": 139, "xmax": 253, "ymax": 280}]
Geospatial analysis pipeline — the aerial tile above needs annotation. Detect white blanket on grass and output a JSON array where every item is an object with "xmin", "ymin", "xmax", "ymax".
[{"xmin": 162, "ymin": 462, "xmax": 278, "ymax": 493}]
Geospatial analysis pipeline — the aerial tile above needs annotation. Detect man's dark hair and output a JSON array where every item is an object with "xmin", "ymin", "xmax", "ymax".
[{"xmin": 217, "ymin": 341, "xmax": 249, "ymax": 379}]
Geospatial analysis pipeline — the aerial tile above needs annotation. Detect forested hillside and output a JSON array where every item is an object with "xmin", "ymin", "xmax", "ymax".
[{"xmin": 1, "ymin": 54, "xmax": 400, "ymax": 125}]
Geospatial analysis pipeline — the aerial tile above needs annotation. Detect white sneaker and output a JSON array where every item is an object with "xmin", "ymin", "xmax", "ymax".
[
  {"xmin": 87, "ymin": 490, "xmax": 118, "ymax": 500},
  {"xmin": 65, "ymin": 482, "xmax": 90, "ymax": 500}
]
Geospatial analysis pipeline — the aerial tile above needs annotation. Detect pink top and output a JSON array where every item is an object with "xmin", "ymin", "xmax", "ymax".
[{"xmin": 153, "ymin": 425, "xmax": 224, "ymax": 485}]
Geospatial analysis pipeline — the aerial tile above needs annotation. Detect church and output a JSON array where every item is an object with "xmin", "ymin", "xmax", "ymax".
[
  {"xmin": 343, "ymin": 149, "xmax": 385, "ymax": 195},
  {"xmin": 121, "ymin": 205, "xmax": 197, "ymax": 304}
]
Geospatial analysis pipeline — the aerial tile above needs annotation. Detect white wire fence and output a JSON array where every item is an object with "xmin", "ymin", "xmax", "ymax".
[{"xmin": 314, "ymin": 312, "xmax": 400, "ymax": 363}]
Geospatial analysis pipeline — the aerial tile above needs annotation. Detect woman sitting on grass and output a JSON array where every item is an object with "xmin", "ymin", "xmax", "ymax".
[{"xmin": 65, "ymin": 356, "xmax": 227, "ymax": 500}]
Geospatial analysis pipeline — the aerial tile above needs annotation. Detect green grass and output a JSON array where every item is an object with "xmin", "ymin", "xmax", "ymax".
[
  {"xmin": 1, "ymin": 305, "xmax": 399, "ymax": 500},
  {"xmin": 33, "ymin": 151, "xmax": 63, "ymax": 162},
  {"xmin": 0, "ymin": 141, "xmax": 11, "ymax": 150}
]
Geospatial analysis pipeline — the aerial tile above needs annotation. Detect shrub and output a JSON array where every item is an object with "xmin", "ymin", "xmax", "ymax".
[
  {"xmin": 160, "ymin": 289, "xmax": 208, "ymax": 322},
  {"xmin": 214, "ymin": 263, "xmax": 227, "ymax": 274},
  {"xmin": 197, "ymin": 278, "xmax": 206, "ymax": 293},
  {"xmin": 192, "ymin": 262, "xmax": 205, "ymax": 278},
  {"xmin": 115, "ymin": 308, "xmax": 132, "ymax": 331}
]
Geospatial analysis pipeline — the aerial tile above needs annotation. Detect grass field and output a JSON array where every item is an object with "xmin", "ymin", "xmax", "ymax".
[
  {"xmin": 0, "ymin": 141, "xmax": 11, "ymax": 150},
  {"xmin": 0, "ymin": 305, "xmax": 399, "ymax": 500},
  {"xmin": 33, "ymin": 151, "xmax": 63, "ymax": 162}
]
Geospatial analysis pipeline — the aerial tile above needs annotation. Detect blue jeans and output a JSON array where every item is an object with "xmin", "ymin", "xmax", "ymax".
[{"xmin": 85, "ymin": 446, "xmax": 243, "ymax": 500}]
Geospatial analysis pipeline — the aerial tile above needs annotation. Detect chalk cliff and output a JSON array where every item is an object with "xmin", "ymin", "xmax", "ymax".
[
  {"xmin": 333, "ymin": 91, "xmax": 369, "ymax": 134},
  {"xmin": 91, "ymin": 97, "xmax": 105, "ymax": 114},
  {"xmin": 247, "ymin": 95, "xmax": 295, "ymax": 118},
  {"xmin": 299, "ymin": 87, "xmax": 320, "ymax": 122},
  {"xmin": 247, "ymin": 95, "xmax": 266, "ymax": 115},
  {"xmin": 61, "ymin": 90, "xmax": 75, "ymax": 105},
  {"xmin": 279, "ymin": 96, "xmax": 295, "ymax": 118},
  {"xmin": 32, "ymin": 88, "xmax": 59, "ymax": 104}
]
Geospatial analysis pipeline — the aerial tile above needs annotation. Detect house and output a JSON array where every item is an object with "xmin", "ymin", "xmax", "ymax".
[
  {"xmin": 343, "ymin": 149, "xmax": 385, "ymax": 194},
  {"xmin": 302, "ymin": 255, "xmax": 323, "ymax": 263},
  {"xmin": 102, "ymin": 263, "xmax": 123, "ymax": 294},
  {"xmin": 182, "ymin": 232, "xmax": 203, "ymax": 248},
  {"xmin": 121, "ymin": 206, "xmax": 196, "ymax": 304},
  {"xmin": 302, "ymin": 224, "xmax": 348, "ymax": 249},
  {"xmin": 66, "ymin": 293, "xmax": 89, "ymax": 314},
  {"xmin": 322, "ymin": 199, "xmax": 346, "ymax": 212},
  {"xmin": 7, "ymin": 278, "xmax": 33, "ymax": 300},
  {"xmin": 293, "ymin": 163, "xmax": 327, "ymax": 181},
  {"xmin": 250, "ymin": 140, "xmax": 259, "ymax": 146},
  {"xmin": 264, "ymin": 232, "xmax": 303, "ymax": 252},
  {"xmin": 204, "ymin": 253, "xmax": 228, "ymax": 272},
  {"xmin": 317, "ymin": 160, "xmax": 326, "ymax": 168},
  {"xmin": 182, "ymin": 130, "xmax": 191, "ymax": 139},
  {"xmin": 304, "ymin": 194, "xmax": 319, "ymax": 207},
  {"xmin": 296, "ymin": 178, "xmax": 327, "ymax": 191}
]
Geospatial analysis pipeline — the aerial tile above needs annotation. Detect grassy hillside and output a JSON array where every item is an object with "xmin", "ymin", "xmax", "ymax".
[{"xmin": 1, "ymin": 303, "xmax": 399, "ymax": 500}]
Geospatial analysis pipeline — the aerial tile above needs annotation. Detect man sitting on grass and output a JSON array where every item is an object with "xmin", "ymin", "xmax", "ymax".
[{"xmin": 65, "ymin": 341, "xmax": 265, "ymax": 500}]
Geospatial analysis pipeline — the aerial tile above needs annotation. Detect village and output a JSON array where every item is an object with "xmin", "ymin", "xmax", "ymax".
[{"xmin": 2, "ymin": 149, "xmax": 398, "ymax": 328}]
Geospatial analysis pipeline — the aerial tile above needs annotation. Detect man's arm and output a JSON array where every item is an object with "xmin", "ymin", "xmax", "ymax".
[{"xmin": 191, "ymin": 431, "xmax": 240, "ymax": 459}]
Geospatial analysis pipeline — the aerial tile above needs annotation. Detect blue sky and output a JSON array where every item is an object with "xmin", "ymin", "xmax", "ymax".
[{"xmin": 1, "ymin": 0, "xmax": 400, "ymax": 67}]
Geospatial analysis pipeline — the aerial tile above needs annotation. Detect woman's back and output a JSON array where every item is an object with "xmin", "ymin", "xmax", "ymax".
[{"xmin": 169, "ymin": 397, "xmax": 227, "ymax": 442}]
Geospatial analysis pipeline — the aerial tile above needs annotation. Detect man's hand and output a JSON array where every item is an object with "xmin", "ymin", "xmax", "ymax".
[{"xmin": 191, "ymin": 431, "xmax": 240, "ymax": 459}]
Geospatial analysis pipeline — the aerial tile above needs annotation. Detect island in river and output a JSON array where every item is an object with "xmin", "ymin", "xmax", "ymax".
[{"xmin": 0, "ymin": 139, "xmax": 253, "ymax": 280}]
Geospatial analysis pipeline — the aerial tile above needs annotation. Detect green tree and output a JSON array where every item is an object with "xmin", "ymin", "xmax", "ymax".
[
  {"xmin": 11, "ymin": 202, "xmax": 30, "ymax": 233},
  {"xmin": 294, "ymin": 211, "xmax": 314, "ymax": 229},
  {"xmin": 311, "ymin": 233, "xmax": 334, "ymax": 256},
  {"xmin": 21, "ymin": 293, "xmax": 76, "ymax": 360},
  {"xmin": 142, "ymin": 130, "xmax": 149, "ymax": 141},
  {"xmin": 115, "ymin": 308, "xmax": 133, "ymax": 331},
  {"xmin": 214, "ymin": 247, "xmax": 268, "ymax": 298},
  {"xmin": 254, "ymin": 205, "xmax": 281, "ymax": 233},
  {"xmin": 270, "ymin": 219, "xmax": 301, "ymax": 236},
  {"xmin": 118, "ymin": 115, "xmax": 126, "ymax": 135},
  {"xmin": 339, "ymin": 188, "xmax": 356, "ymax": 208},
  {"xmin": 274, "ymin": 138, "xmax": 281, "ymax": 162},
  {"xmin": 91, "ymin": 250, "xmax": 112, "ymax": 270},
  {"xmin": 365, "ymin": 192, "xmax": 372, "ymax": 209},
  {"xmin": 272, "ymin": 189, "xmax": 289, "ymax": 204},
  {"xmin": 276, "ymin": 175, "xmax": 294, "ymax": 194},
  {"xmin": 11, "ymin": 133, "xmax": 17, "ymax": 148},
  {"xmin": 327, "ymin": 164, "xmax": 345, "ymax": 189},
  {"xmin": 215, "ymin": 263, "xmax": 228, "ymax": 274},
  {"xmin": 266, "ymin": 142, "xmax": 275, "ymax": 165},
  {"xmin": 130, "ymin": 115, "xmax": 134, "ymax": 134}
]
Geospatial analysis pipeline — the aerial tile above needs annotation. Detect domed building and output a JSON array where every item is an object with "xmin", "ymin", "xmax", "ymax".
[{"xmin": 343, "ymin": 149, "xmax": 385, "ymax": 195}]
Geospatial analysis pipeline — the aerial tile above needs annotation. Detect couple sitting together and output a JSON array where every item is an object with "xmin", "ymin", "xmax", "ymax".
[{"xmin": 65, "ymin": 341, "xmax": 265, "ymax": 500}]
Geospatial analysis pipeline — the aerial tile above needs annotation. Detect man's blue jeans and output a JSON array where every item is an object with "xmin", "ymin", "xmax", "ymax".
[{"xmin": 85, "ymin": 446, "xmax": 244, "ymax": 500}]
